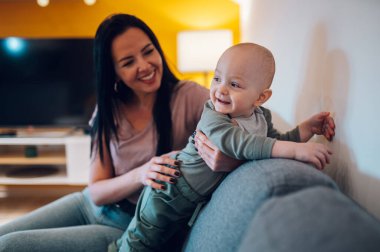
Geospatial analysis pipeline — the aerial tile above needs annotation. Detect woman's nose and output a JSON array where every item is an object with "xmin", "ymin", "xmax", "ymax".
[{"xmin": 137, "ymin": 58, "xmax": 150, "ymax": 72}]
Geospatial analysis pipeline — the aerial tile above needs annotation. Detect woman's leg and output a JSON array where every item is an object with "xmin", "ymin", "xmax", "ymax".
[
  {"xmin": 0, "ymin": 192, "xmax": 89, "ymax": 236},
  {"xmin": 0, "ymin": 224, "xmax": 123, "ymax": 252},
  {"xmin": 0, "ymin": 189, "xmax": 134, "ymax": 251}
]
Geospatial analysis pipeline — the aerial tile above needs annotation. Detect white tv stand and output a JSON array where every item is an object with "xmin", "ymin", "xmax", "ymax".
[{"xmin": 0, "ymin": 131, "xmax": 91, "ymax": 186}]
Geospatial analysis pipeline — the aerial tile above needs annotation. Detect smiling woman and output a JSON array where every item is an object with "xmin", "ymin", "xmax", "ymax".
[
  {"xmin": 0, "ymin": 13, "xmax": 214, "ymax": 252},
  {"xmin": 112, "ymin": 28, "xmax": 163, "ymax": 99}
]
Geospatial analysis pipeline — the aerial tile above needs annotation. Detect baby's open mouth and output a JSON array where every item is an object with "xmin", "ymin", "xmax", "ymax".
[{"xmin": 217, "ymin": 98, "xmax": 230, "ymax": 104}]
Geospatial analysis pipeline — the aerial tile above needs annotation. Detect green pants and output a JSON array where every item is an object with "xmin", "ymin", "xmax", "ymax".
[{"xmin": 118, "ymin": 174, "xmax": 208, "ymax": 252}]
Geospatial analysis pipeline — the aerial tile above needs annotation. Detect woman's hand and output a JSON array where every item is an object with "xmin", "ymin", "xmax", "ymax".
[
  {"xmin": 194, "ymin": 130, "xmax": 244, "ymax": 172},
  {"xmin": 139, "ymin": 152, "xmax": 181, "ymax": 190}
]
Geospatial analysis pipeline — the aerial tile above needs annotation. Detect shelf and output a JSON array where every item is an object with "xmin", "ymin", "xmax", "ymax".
[
  {"xmin": 0, "ymin": 156, "xmax": 66, "ymax": 165},
  {"xmin": 0, "ymin": 135, "xmax": 91, "ymax": 186},
  {"xmin": 0, "ymin": 166, "xmax": 71, "ymax": 185},
  {"xmin": 0, "ymin": 137, "xmax": 66, "ymax": 145},
  {"xmin": 0, "ymin": 146, "xmax": 66, "ymax": 165}
]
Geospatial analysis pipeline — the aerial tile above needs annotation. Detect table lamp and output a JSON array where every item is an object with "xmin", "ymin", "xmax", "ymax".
[{"xmin": 177, "ymin": 30, "xmax": 233, "ymax": 86}]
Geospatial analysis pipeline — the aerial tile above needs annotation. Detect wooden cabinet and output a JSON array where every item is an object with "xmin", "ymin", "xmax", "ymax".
[{"xmin": 0, "ymin": 135, "xmax": 91, "ymax": 185}]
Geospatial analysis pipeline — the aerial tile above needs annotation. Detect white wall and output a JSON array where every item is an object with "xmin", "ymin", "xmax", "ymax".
[{"xmin": 238, "ymin": 0, "xmax": 380, "ymax": 219}]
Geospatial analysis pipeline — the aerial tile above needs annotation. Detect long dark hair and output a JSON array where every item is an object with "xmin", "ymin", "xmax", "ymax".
[{"xmin": 91, "ymin": 14, "xmax": 179, "ymax": 163}]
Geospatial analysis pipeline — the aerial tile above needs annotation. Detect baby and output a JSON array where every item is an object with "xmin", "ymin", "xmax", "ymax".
[{"xmin": 113, "ymin": 43, "xmax": 335, "ymax": 252}]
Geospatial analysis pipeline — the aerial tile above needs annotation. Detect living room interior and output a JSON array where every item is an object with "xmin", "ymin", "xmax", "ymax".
[
  {"xmin": 0, "ymin": 0, "xmax": 240, "ymax": 225},
  {"xmin": 0, "ymin": 0, "xmax": 379, "ymax": 246}
]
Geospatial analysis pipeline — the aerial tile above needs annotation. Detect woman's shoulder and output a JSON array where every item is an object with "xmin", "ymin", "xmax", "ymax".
[
  {"xmin": 172, "ymin": 80, "xmax": 209, "ymax": 106},
  {"xmin": 170, "ymin": 80, "xmax": 209, "ymax": 119},
  {"xmin": 173, "ymin": 80, "xmax": 209, "ymax": 96}
]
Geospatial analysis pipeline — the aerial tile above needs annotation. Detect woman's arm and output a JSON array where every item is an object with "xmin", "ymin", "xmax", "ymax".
[{"xmin": 88, "ymin": 147, "xmax": 181, "ymax": 206}]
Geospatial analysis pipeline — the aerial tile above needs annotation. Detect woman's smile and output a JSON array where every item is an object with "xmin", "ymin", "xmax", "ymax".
[{"xmin": 138, "ymin": 69, "xmax": 156, "ymax": 84}]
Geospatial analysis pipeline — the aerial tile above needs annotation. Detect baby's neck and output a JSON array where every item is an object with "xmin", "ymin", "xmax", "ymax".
[{"xmin": 229, "ymin": 108, "xmax": 256, "ymax": 119}]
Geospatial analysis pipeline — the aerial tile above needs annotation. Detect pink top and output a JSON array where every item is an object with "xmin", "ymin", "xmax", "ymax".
[{"xmin": 109, "ymin": 81, "xmax": 208, "ymax": 183}]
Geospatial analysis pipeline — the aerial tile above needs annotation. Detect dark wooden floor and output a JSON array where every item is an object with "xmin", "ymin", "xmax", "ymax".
[{"xmin": 0, "ymin": 185, "xmax": 85, "ymax": 225}]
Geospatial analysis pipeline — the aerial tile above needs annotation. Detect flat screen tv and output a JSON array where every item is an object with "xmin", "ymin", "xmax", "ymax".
[{"xmin": 0, "ymin": 37, "xmax": 96, "ymax": 129}]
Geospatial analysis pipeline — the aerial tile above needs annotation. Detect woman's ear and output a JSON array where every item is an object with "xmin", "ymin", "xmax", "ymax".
[{"xmin": 254, "ymin": 89, "xmax": 272, "ymax": 107}]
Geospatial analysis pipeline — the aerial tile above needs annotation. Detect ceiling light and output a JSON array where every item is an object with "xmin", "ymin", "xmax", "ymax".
[
  {"xmin": 37, "ymin": 0, "xmax": 49, "ymax": 7},
  {"xmin": 83, "ymin": 0, "xmax": 96, "ymax": 6}
]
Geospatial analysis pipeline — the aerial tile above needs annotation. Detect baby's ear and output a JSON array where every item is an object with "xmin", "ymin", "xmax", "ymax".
[{"xmin": 254, "ymin": 89, "xmax": 272, "ymax": 107}]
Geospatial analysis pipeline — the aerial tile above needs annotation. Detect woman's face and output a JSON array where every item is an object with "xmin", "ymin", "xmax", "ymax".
[{"xmin": 111, "ymin": 27, "xmax": 163, "ymax": 99}]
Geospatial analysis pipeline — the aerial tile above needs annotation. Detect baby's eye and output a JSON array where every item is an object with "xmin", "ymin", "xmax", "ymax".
[
  {"xmin": 231, "ymin": 81, "xmax": 240, "ymax": 88},
  {"xmin": 213, "ymin": 76, "xmax": 221, "ymax": 83}
]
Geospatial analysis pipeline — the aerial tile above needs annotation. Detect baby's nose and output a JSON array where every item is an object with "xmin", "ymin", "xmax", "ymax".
[{"xmin": 218, "ymin": 84, "xmax": 228, "ymax": 95}]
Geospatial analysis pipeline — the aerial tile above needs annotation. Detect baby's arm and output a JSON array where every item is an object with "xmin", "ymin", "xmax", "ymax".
[
  {"xmin": 265, "ymin": 108, "xmax": 333, "ymax": 169},
  {"xmin": 265, "ymin": 108, "xmax": 300, "ymax": 142},
  {"xmin": 198, "ymin": 102, "xmax": 276, "ymax": 160},
  {"xmin": 271, "ymin": 141, "xmax": 332, "ymax": 170},
  {"xmin": 199, "ymin": 102, "xmax": 332, "ymax": 169}
]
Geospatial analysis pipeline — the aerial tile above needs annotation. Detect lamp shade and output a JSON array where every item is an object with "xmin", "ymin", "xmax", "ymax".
[{"xmin": 177, "ymin": 30, "xmax": 233, "ymax": 73}]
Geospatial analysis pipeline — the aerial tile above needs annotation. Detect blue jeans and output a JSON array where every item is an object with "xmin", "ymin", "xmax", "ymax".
[{"xmin": 0, "ymin": 188, "xmax": 135, "ymax": 252}]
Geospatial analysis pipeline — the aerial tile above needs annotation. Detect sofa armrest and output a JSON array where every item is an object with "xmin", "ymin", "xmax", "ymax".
[
  {"xmin": 238, "ymin": 186, "xmax": 380, "ymax": 252},
  {"xmin": 183, "ymin": 158, "xmax": 337, "ymax": 252}
]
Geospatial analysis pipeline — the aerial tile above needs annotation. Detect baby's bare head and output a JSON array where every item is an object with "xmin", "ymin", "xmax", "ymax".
[{"xmin": 217, "ymin": 43, "xmax": 275, "ymax": 91}]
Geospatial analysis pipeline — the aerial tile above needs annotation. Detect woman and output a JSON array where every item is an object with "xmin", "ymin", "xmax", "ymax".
[{"xmin": 0, "ymin": 14, "xmax": 239, "ymax": 252}]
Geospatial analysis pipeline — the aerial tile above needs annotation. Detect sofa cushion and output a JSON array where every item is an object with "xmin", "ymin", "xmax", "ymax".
[
  {"xmin": 183, "ymin": 159, "xmax": 337, "ymax": 252},
  {"xmin": 238, "ymin": 186, "xmax": 380, "ymax": 252}
]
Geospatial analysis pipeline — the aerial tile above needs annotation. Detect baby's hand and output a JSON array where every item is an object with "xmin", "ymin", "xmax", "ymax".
[
  {"xmin": 300, "ymin": 112, "xmax": 336, "ymax": 142},
  {"xmin": 294, "ymin": 142, "xmax": 332, "ymax": 170},
  {"xmin": 312, "ymin": 112, "xmax": 335, "ymax": 141}
]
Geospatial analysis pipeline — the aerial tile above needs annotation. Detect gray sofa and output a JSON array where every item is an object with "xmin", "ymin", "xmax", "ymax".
[{"xmin": 183, "ymin": 159, "xmax": 380, "ymax": 252}]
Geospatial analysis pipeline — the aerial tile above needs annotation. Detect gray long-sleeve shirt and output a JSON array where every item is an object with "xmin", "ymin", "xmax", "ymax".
[{"xmin": 177, "ymin": 100, "xmax": 300, "ymax": 196}]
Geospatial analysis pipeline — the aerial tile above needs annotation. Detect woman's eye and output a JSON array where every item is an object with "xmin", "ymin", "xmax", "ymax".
[
  {"xmin": 143, "ymin": 48, "xmax": 154, "ymax": 56},
  {"xmin": 122, "ymin": 60, "xmax": 134, "ymax": 67}
]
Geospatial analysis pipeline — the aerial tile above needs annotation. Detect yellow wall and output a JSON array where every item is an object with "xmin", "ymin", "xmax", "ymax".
[{"xmin": 0, "ymin": 0, "xmax": 240, "ymax": 87}]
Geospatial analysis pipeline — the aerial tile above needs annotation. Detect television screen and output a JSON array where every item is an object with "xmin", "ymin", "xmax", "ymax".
[{"xmin": 0, "ymin": 37, "xmax": 96, "ymax": 128}]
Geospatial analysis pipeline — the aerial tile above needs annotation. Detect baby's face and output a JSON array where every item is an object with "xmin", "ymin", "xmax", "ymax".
[{"xmin": 210, "ymin": 46, "xmax": 267, "ymax": 118}]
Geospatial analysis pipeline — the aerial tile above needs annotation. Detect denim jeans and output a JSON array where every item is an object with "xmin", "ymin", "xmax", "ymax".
[{"xmin": 0, "ymin": 188, "xmax": 135, "ymax": 252}]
